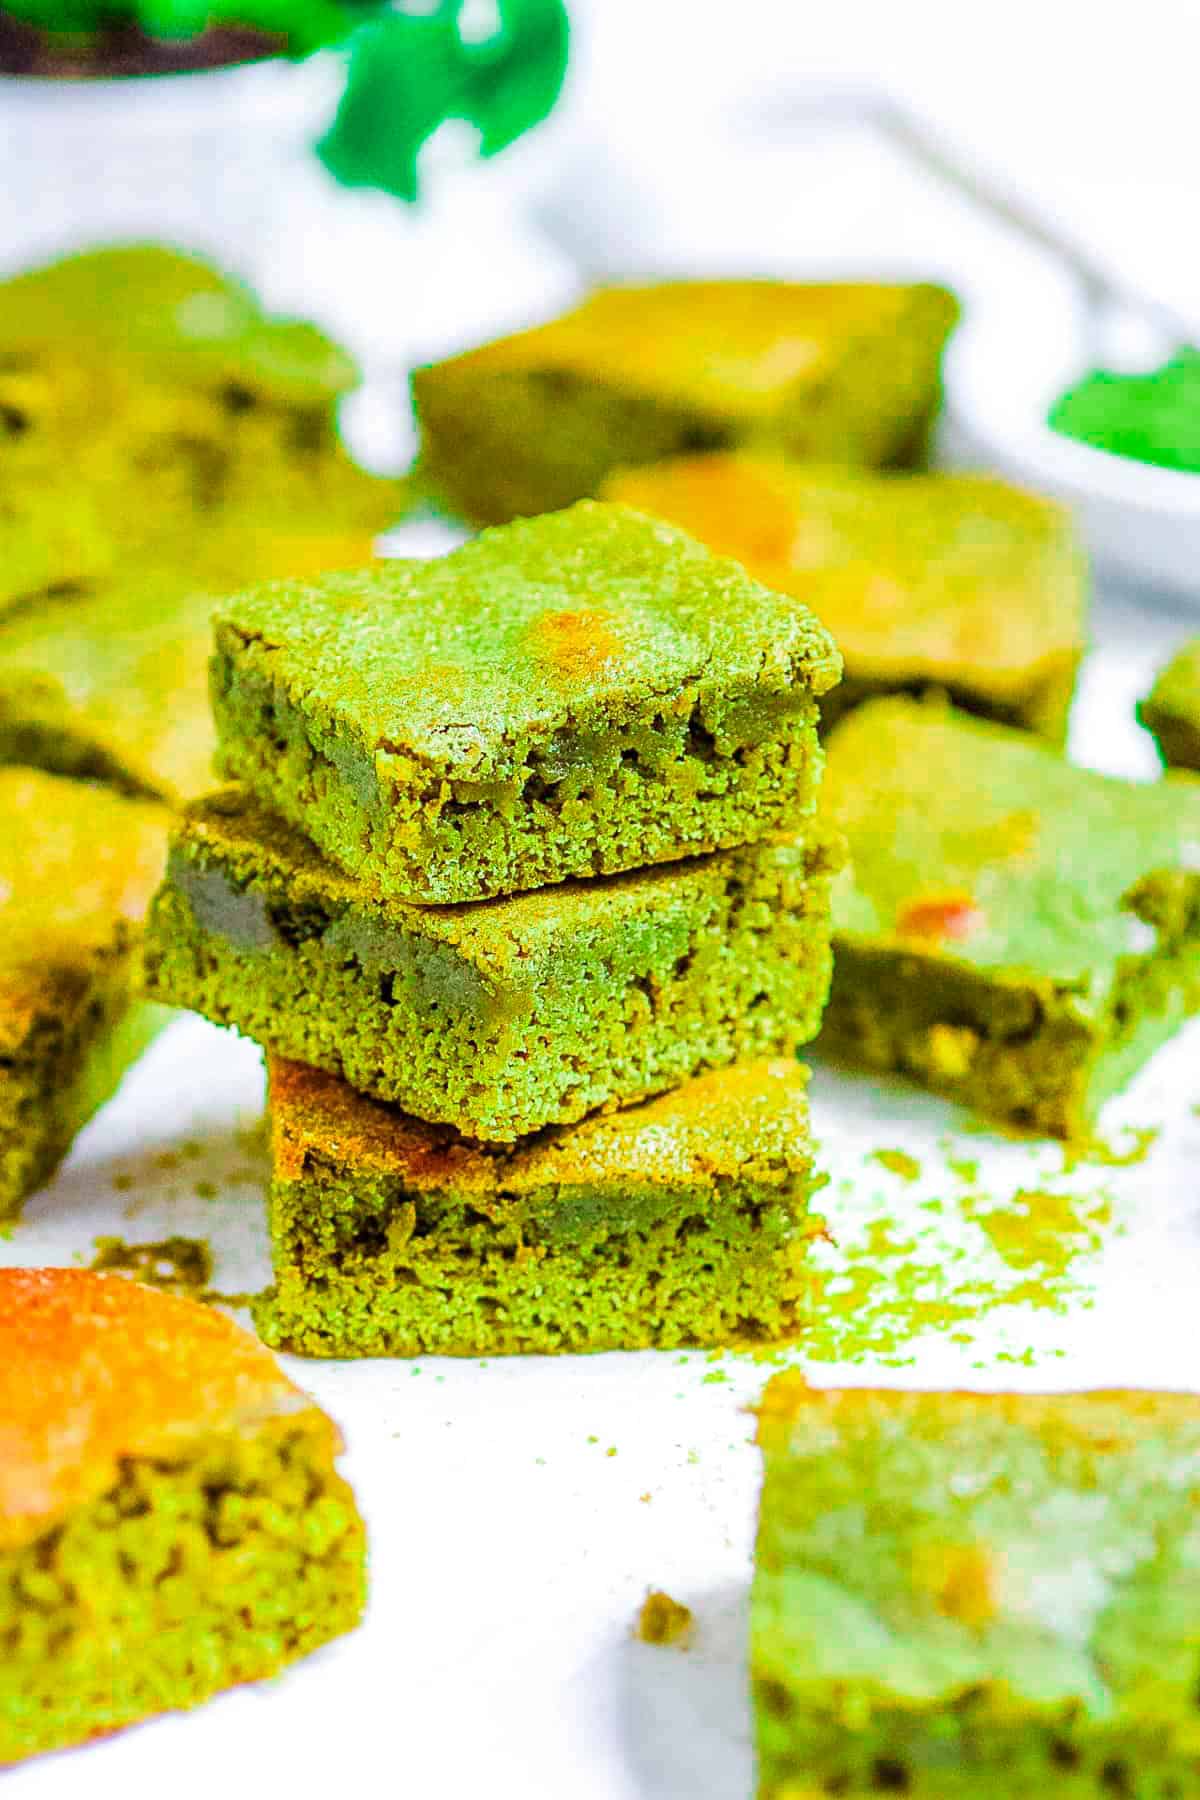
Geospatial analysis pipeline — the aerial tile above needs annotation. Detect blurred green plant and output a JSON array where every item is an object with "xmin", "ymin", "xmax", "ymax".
[
  {"xmin": 3, "ymin": 0, "xmax": 570, "ymax": 201},
  {"xmin": 320, "ymin": 0, "xmax": 569, "ymax": 202}
]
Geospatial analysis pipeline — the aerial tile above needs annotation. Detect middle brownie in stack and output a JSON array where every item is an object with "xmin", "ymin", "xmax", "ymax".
[{"xmin": 144, "ymin": 501, "xmax": 843, "ymax": 1354}]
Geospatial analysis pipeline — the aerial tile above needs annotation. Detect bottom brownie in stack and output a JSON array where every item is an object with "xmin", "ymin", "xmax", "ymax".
[{"xmin": 257, "ymin": 1057, "xmax": 823, "ymax": 1357}]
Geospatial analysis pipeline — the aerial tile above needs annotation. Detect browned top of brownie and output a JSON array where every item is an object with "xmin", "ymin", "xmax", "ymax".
[
  {"xmin": 0, "ymin": 1267, "xmax": 322, "ymax": 1551},
  {"xmin": 270, "ymin": 1055, "xmax": 812, "ymax": 1192}
]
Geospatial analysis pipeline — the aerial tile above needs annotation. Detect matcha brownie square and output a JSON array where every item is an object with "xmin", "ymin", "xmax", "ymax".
[
  {"xmin": 1139, "ymin": 639, "xmax": 1200, "ymax": 771},
  {"xmin": 753, "ymin": 1378, "xmax": 1200, "ymax": 1800},
  {"xmin": 0, "ymin": 530, "xmax": 377, "ymax": 805},
  {"xmin": 0, "ymin": 768, "xmax": 173, "ymax": 1220},
  {"xmin": 412, "ymin": 280, "xmax": 960, "ymax": 525},
  {"xmin": 259, "ymin": 1055, "xmax": 822, "ymax": 1357},
  {"xmin": 818, "ymin": 696, "xmax": 1200, "ymax": 1137},
  {"xmin": 0, "ymin": 247, "xmax": 403, "ymax": 545},
  {"xmin": 210, "ymin": 501, "xmax": 842, "ymax": 904},
  {"xmin": 144, "ymin": 787, "xmax": 840, "ymax": 1141},
  {"xmin": 604, "ymin": 457, "xmax": 1087, "ymax": 742},
  {"xmin": 0, "ymin": 1267, "xmax": 365, "ymax": 1765}
]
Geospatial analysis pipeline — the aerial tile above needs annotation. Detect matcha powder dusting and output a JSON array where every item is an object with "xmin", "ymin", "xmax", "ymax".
[{"xmin": 1049, "ymin": 350, "xmax": 1200, "ymax": 473}]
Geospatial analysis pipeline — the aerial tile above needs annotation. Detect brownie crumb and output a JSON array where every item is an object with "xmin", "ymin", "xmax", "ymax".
[
  {"xmin": 635, "ymin": 1590, "xmax": 694, "ymax": 1648},
  {"xmin": 90, "ymin": 1235, "xmax": 213, "ymax": 1296}
]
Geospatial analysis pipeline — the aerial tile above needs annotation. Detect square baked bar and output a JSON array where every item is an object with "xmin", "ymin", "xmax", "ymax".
[
  {"xmin": 0, "ymin": 246, "xmax": 401, "ymax": 538},
  {"xmin": 210, "ymin": 501, "xmax": 841, "ymax": 904},
  {"xmin": 412, "ymin": 280, "xmax": 959, "ymax": 525},
  {"xmin": 818, "ymin": 696, "xmax": 1200, "ymax": 1137},
  {"xmin": 0, "ymin": 531, "xmax": 377, "ymax": 805},
  {"xmin": 1139, "ymin": 639, "xmax": 1200, "ymax": 771},
  {"xmin": 0, "ymin": 768, "xmax": 171, "ymax": 1220},
  {"xmin": 0, "ymin": 1268, "xmax": 365, "ymax": 1765},
  {"xmin": 753, "ymin": 1379, "xmax": 1200, "ymax": 1800},
  {"xmin": 144, "ymin": 788, "xmax": 840, "ymax": 1141},
  {"xmin": 259, "ymin": 1055, "xmax": 822, "ymax": 1357},
  {"xmin": 604, "ymin": 456, "xmax": 1088, "ymax": 742}
]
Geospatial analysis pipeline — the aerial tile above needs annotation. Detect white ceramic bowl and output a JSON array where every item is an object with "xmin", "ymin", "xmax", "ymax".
[{"xmin": 945, "ymin": 281, "xmax": 1200, "ymax": 603}]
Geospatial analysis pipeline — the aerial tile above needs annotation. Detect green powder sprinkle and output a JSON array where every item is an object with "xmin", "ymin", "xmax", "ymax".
[
  {"xmin": 1060, "ymin": 1125, "xmax": 1159, "ymax": 1173},
  {"xmin": 947, "ymin": 1155, "xmax": 980, "ymax": 1185},
  {"xmin": 193, "ymin": 1179, "xmax": 218, "ymax": 1200},
  {"xmin": 786, "ymin": 1173, "xmax": 1120, "ymax": 1368},
  {"xmin": 870, "ymin": 1148, "xmax": 921, "ymax": 1182},
  {"xmin": 1049, "ymin": 352, "xmax": 1200, "ymax": 474}
]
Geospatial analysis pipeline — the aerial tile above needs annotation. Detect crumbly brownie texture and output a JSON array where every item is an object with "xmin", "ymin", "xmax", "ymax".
[
  {"xmin": 0, "ymin": 1268, "xmax": 365, "ymax": 1766},
  {"xmin": 144, "ymin": 787, "xmax": 840, "ymax": 1141},
  {"xmin": 412, "ymin": 280, "xmax": 960, "ymax": 525},
  {"xmin": 1139, "ymin": 640, "xmax": 1200, "ymax": 772},
  {"xmin": 0, "ymin": 248, "xmax": 402, "ymax": 586},
  {"xmin": 0, "ymin": 531, "xmax": 378, "ymax": 805},
  {"xmin": 259, "ymin": 1056, "xmax": 822, "ymax": 1357},
  {"xmin": 210, "ymin": 502, "xmax": 841, "ymax": 905},
  {"xmin": 818, "ymin": 697, "xmax": 1200, "ymax": 1137},
  {"xmin": 603, "ymin": 456, "xmax": 1087, "ymax": 742},
  {"xmin": 0, "ymin": 769, "xmax": 171, "ymax": 1219},
  {"xmin": 753, "ymin": 1378, "xmax": 1200, "ymax": 1800}
]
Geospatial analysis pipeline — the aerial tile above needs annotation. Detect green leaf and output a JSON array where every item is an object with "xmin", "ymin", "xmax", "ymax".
[{"xmin": 318, "ymin": 0, "xmax": 569, "ymax": 202}]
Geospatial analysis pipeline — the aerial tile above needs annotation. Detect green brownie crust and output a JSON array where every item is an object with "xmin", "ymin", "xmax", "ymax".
[
  {"xmin": 0, "ymin": 769, "xmax": 170, "ymax": 1219},
  {"xmin": 412, "ymin": 281, "xmax": 959, "ymax": 526},
  {"xmin": 145, "ymin": 787, "xmax": 839, "ymax": 1140},
  {"xmin": 259, "ymin": 1055, "xmax": 822, "ymax": 1357},
  {"xmin": 818, "ymin": 697, "xmax": 1200, "ymax": 1137},
  {"xmin": 210, "ymin": 502, "xmax": 841, "ymax": 905},
  {"xmin": 603, "ymin": 457, "xmax": 1087, "ymax": 743},
  {"xmin": 753, "ymin": 1380, "xmax": 1200, "ymax": 1800},
  {"xmin": 1139, "ymin": 639, "xmax": 1200, "ymax": 772}
]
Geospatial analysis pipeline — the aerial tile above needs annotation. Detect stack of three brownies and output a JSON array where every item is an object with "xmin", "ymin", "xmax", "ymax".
[{"xmin": 144, "ymin": 502, "xmax": 844, "ymax": 1357}]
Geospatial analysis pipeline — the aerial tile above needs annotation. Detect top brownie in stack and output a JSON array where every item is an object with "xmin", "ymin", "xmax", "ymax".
[{"xmin": 209, "ymin": 500, "xmax": 842, "ymax": 906}]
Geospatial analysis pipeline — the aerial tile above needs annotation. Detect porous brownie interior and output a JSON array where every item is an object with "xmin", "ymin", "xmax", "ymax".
[
  {"xmin": 147, "ymin": 835, "xmax": 836, "ymax": 1139},
  {"xmin": 260, "ymin": 1165, "xmax": 819, "ymax": 1357},
  {"xmin": 0, "ymin": 1420, "xmax": 364, "ymax": 1765}
]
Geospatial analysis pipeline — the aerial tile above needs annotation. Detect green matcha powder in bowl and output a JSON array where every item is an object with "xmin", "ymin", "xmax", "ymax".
[{"xmin": 946, "ymin": 269, "xmax": 1200, "ymax": 603}]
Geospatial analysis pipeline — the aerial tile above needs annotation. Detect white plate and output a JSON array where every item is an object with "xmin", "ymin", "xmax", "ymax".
[{"xmin": 946, "ymin": 283, "xmax": 1200, "ymax": 602}]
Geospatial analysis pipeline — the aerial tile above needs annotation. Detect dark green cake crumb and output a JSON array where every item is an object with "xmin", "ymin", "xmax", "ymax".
[
  {"xmin": 89, "ymin": 1235, "xmax": 214, "ymax": 1295},
  {"xmin": 635, "ymin": 1590, "xmax": 694, "ymax": 1648},
  {"xmin": 871, "ymin": 1149, "xmax": 921, "ymax": 1182}
]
